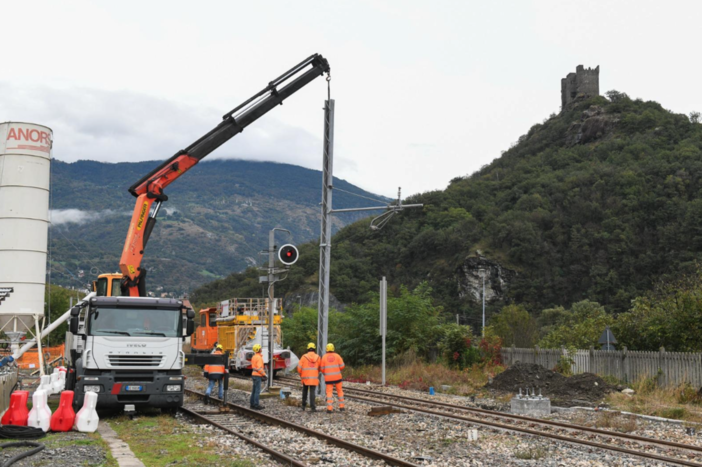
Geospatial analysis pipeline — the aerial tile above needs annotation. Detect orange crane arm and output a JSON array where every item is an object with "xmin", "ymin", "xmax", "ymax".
[{"xmin": 119, "ymin": 54, "xmax": 330, "ymax": 296}]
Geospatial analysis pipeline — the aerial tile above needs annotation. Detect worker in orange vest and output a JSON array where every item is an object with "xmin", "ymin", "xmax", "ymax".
[
  {"xmin": 297, "ymin": 343, "xmax": 320, "ymax": 411},
  {"xmin": 204, "ymin": 344, "xmax": 226, "ymax": 405},
  {"xmin": 320, "ymin": 343, "xmax": 345, "ymax": 413},
  {"xmin": 250, "ymin": 344, "xmax": 266, "ymax": 410}
]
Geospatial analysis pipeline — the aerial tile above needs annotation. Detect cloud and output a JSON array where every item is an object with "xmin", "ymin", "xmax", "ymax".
[
  {"xmin": 50, "ymin": 209, "xmax": 126, "ymax": 226},
  {"xmin": 0, "ymin": 83, "xmax": 323, "ymax": 169}
]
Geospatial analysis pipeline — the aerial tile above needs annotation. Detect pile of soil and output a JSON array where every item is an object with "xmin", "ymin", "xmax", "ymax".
[{"xmin": 487, "ymin": 363, "xmax": 614, "ymax": 407}]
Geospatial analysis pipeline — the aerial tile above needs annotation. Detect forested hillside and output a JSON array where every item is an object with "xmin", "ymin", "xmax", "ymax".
[
  {"xmin": 193, "ymin": 92, "xmax": 702, "ymax": 337},
  {"xmin": 49, "ymin": 159, "xmax": 384, "ymax": 295}
]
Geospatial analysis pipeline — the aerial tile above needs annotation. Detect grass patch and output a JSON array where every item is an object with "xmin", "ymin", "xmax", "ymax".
[
  {"xmin": 595, "ymin": 411, "xmax": 638, "ymax": 433},
  {"xmin": 514, "ymin": 446, "xmax": 547, "ymax": 460},
  {"xmin": 108, "ymin": 409, "xmax": 255, "ymax": 467},
  {"xmin": 344, "ymin": 359, "xmax": 503, "ymax": 396},
  {"xmin": 606, "ymin": 377, "xmax": 702, "ymax": 423}
]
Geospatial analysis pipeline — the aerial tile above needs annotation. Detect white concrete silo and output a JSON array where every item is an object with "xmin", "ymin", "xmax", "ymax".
[{"xmin": 0, "ymin": 122, "xmax": 52, "ymax": 343}]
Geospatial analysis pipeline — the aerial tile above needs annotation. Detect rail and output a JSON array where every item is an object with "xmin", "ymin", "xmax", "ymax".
[
  {"xmin": 184, "ymin": 388, "xmax": 419, "ymax": 467},
  {"xmin": 274, "ymin": 375, "xmax": 702, "ymax": 467}
]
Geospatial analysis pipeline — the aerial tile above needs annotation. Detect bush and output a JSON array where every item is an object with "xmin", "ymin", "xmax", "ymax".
[{"xmin": 438, "ymin": 324, "xmax": 479, "ymax": 369}]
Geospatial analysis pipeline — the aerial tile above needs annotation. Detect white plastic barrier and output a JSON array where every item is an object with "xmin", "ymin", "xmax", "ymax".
[
  {"xmin": 49, "ymin": 371, "xmax": 60, "ymax": 395},
  {"xmin": 37, "ymin": 375, "xmax": 51, "ymax": 394},
  {"xmin": 50, "ymin": 368, "xmax": 63, "ymax": 394},
  {"xmin": 74, "ymin": 391, "xmax": 99, "ymax": 433},
  {"xmin": 57, "ymin": 370, "xmax": 66, "ymax": 392},
  {"xmin": 27, "ymin": 390, "xmax": 51, "ymax": 432}
]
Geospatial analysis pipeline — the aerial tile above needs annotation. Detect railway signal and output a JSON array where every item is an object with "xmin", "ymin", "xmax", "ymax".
[{"xmin": 278, "ymin": 244, "xmax": 299, "ymax": 266}]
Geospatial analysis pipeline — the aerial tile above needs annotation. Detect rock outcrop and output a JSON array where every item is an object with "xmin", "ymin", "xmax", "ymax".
[
  {"xmin": 456, "ymin": 254, "xmax": 516, "ymax": 303},
  {"xmin": 565, "ymin": 105, "xmax": 618, "ymax": 146}
]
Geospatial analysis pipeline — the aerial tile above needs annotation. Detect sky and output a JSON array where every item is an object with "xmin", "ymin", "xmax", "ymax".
[{"xmin": 1, "ymin": 0, "xmax": 700, "ymax": 198}]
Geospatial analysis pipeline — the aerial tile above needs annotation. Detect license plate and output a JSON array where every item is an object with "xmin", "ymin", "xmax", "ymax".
[{"xmin": 125, "ymin": 385, "xmax": 143, "ymax": 392}]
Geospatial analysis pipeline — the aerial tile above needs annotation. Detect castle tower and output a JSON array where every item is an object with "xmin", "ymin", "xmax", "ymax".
[{"xmin": 561, "ymin": 65, "xmax": 599, "ymax": 110}]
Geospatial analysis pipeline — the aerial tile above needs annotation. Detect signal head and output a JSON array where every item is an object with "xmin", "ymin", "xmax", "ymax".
[{"xmin": 278, "ymin": 244, "xmax": 299, "ymax": 266}]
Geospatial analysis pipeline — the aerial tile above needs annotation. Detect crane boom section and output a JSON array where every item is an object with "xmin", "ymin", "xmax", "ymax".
[{"xmin": 118, "ymin": 54, "xmax": 330, "ymax": 296}]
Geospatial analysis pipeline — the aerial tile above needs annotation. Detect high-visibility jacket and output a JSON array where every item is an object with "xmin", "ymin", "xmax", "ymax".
[
  {"xmin": 297, "ymin": 351, "xmax": 320, "ymax": 386},
  {"xmin": 251, "ymin": 352, "xmax": 266, "ymax": 378},
  {"xmin": 204, "ymin": 351, "xmax": 226, "ymax": 377},
  {"xmin": 320, "ymin": 352, "xmax": 345, "ymax": 383}
]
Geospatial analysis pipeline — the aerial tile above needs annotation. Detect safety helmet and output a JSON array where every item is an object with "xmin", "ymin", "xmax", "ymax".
[
  {"xmin": 253, "ymin": 344, "xmax": 262, "ymax": 352},
  {"xmin": 326, "ymin": 343, "xmax": 335, "ymax": 352},
  {"xmin": 307, "ymin": 343, "xmax": 316, "ymax": 350},
  {"xmin": 216, "ymin": 344, "xmax": 223, "ymax": 350}
]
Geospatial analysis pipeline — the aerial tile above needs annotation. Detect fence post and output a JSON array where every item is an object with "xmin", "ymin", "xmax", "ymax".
[
  {"xmin": 622, "ymin": 346, "xmax": 628, "ymax": 384},
  {"xmin": 589, "ymin": 346, "xmax": 595, "ymax": 375},
  {"xmin": 659, "ymin": 346, "xmax": 666, "ymax": 387}
]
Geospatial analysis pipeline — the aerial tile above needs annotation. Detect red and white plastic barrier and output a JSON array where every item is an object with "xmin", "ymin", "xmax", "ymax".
[
  {"xmin": 50, "ymin": 390, "xmax": 75, "ymax": 432},
  {"xmin": 27, "ymin": 389, "xmax": 51, "ymax": 432},
  {"xmin": 1, "ymin": 391, "xmax": 29, "ymax": 426},
  {"xmin": 74, "ymin": 391, "xmax": 99, "ymax": 433}
]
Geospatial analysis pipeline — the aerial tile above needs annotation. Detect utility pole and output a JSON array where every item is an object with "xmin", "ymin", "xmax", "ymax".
[
  {"xmin": 481, "ymin": 270, "xmax": 486, "ymax": 338},
  {"xmin": 261, "ymin": 227, "xmax": 292, "ymax": 390},
  {"xmin": 380, "ymin": 277, "xmax": 387, "ymax": 386},
  {"xmin": 316, "ymin": 89, "xmax": 423, "ymax": 397}
]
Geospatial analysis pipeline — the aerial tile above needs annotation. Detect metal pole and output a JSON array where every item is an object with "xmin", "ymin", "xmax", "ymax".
[
  {"xmin": 268, "ymin": 229, "xmax": 275, "ymax": 390},
  {"xmin": 317, "ymin": 98, "xmax": 334, "ymax": 398},
  {"xmin": 482, "ymin": 272, "xmax": 486, "ymax": 338},
  {"xmin": 380, "ymin": 277, "xmax": 386, "ymax": 386},
  {"xmin": 35, "ymin": 318, "xmax": 45, "ymax": 377},
  {"xmin": 456, "ymin": 314, "xmax": 459, "ymax": 325}
]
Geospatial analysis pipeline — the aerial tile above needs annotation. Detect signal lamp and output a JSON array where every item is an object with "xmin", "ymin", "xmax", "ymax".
[{"xmin": 278, "ymin": 244, "xmax": 299, "ymax": 266}]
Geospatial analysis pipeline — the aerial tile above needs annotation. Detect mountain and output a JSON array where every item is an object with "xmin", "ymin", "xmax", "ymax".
[
  {"xmin": 48, "ymin": 159, "xmax": 387, "ymax": 295},
  {"xmin": 191, "ymin": 92, "xmax": 702, "ymax": 324}
]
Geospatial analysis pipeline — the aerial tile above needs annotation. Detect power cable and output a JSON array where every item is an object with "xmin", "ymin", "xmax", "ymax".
[
  {"xmin": 0, "ymin": 440, "xmax": 45, "ymax": 467},
  {"xmin": 333, "ymin": 187, "xmax": 391, "ymax": 206}
]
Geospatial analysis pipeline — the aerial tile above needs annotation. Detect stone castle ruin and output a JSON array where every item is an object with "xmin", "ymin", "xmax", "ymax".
[{"xmin": 561, "ymin": 65, "xmax": 599, "ymax": 110}]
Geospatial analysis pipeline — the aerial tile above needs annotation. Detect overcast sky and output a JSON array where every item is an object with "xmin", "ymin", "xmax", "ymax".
[{"xmin": 1, "ymin": 1, "xmax": 700, "ymax": 197}]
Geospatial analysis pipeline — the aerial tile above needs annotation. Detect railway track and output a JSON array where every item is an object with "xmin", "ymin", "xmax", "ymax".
[
  {"xmin": 270, "ymin": 375, "xmax": 702, "ymax": 467},
  {"xmin": 181, "ymin": 388, "xmax": 419, "ymax": 467}
]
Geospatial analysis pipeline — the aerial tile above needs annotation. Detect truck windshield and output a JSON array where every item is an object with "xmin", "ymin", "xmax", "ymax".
[{"xmin": 88, "ymin": 307, "xmax": 181, "ymax": 337}]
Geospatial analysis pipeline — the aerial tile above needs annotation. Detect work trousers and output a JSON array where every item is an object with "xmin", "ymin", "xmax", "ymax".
[
  {"xmin": 250, "ymin": 376, "xmax": 262, "ymax": 408},
  {"xmin": 205, "ymin": 375, "xmax": 224, "ymax": 399},
  {"xmin": 301, "ymin": 384, "xmax": 316, "ymax": 410},
  {"xmin": 325, "ymin": 381, "xmax": 345, "ymax": 411}
]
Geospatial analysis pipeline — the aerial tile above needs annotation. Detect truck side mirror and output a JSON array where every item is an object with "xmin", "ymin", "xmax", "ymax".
[
  {"xmin": 69, "ymin": 307, "xmax": 80, "ymax": 334},
  {"xmin": 187, "ymin": 309, "xmax": 195, "ymax": 319},
  {"xmin": 186, "ymin": 318, "xmax": 195, "ymax": 336}
]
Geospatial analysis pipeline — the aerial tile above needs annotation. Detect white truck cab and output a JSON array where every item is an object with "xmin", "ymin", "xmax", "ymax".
[{"xmin": 65, "ymin": 296, "xmax": 194, "ymax": 410}]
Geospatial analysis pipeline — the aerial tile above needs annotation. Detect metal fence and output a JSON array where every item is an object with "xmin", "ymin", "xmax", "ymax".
[
  {"xmin": 501, "ymin": 346, "xmax": 702, "ymax": 388},
  {"xmin": 0, "ymin": 369, "xmax": 18, "ymax": 414}
]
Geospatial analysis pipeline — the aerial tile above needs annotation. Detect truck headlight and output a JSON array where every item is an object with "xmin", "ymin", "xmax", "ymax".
[
  {"xmin": 84, "ymin": 385, "xmax": 102, "ymax": 393},
  {"xmin": 166, "ymin": 385, "xmax": 182, "ymax": 392}
]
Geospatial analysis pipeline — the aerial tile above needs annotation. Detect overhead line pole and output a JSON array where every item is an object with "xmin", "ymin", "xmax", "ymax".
[{"xmin": 316, "ymin": 92, "xmax": 423, "ymax": 398}]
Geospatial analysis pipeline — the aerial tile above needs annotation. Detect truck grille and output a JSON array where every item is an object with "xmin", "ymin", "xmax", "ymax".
[{"xmin": 107, "ymin": 355, "xmax": 164, "ymax": 367}]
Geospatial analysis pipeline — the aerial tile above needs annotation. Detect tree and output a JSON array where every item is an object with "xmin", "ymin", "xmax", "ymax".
[
  {"xmin": 539, "ymin": 300, "xmax": 613, "ymax": 349},
  {"xmin": 690, "ymin": 111, "xmax": 701, "ymax": 124},
  {"xmin": 490, "ymin": 304, "xmax": 538, "ymax": 347},
  {"xmin": 613, "ymin": 270, "xmax": 702, "ymax": 351},
  {"xmin": 330, "ymin": 282, "xmax": 443, "ymax": 366},
  {"xmin": 437, "ymin": 324, "xmax": 479, "ymax": 369}
]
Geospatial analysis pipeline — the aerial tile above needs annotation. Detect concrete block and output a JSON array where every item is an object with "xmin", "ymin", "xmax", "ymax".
[{"xmin": 510, "ymin": 397, "xmax": 551, "ymax": 417}]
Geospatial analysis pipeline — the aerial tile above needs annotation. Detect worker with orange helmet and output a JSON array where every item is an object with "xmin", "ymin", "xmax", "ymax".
[
  {"xmin": 250, "ymin": 344, "xmax": 266, "ymax": 410},
  {"xmin": 204, "ymin": 344, "xmax": 226, "ymax": 405},
  {"xmin": 319, "ymin": 343, "xmax": 345, "ymax": 413},
  {"xmin": 297, "ymin": 343, "xmax": 320, "ymax": 411}
]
